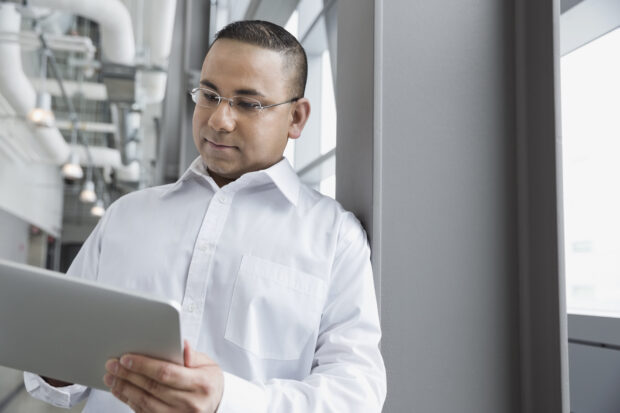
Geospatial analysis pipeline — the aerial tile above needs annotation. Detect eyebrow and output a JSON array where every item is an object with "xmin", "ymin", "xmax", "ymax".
[{"xmin": 199, "ymin": 79, "xmax": 265, "ymax": 98}]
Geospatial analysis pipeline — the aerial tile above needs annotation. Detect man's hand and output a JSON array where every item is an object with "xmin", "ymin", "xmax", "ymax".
[{"xmin": 103, "ymin": 340, "xmax": 224, "ymax": 413}]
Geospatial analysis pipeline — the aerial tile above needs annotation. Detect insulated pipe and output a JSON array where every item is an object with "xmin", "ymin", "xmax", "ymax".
[
  {"xmin": 29, "ymin": 0, "xmax": 135, "ymax": 65},
  {"xmin": 0, "ymin": 88, "xmax": 47, "ymax": 162},
  {"xmin": 69, "ymin": 145, "xmax": 140, "ymax": 182},
  {"xmin": 30, "ymin": 78, "xmax": 108, "ymax": 101},
  {"xmin": 0, "ymin": 3, "xmax": 70, "ymax": 164},
  {"xmin": 135, "ymin": 70, "xmax": 167, "ymax": 104},
  {"xmin": 137, "ymin": 0, "xmax": 177, "ymax": 103},
  {"xmin": 70, "ymin": 144, "xmax": 121, "ymax": 168},
  {"xmin": 144, "ymin": 0, "xmax": 177, "ymax": 66},
  {"xmin": 115, "ymin": 160, "xmax": 141, "ymax": 182}
]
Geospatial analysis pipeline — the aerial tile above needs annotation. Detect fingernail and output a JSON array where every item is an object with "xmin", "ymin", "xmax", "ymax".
[
  {"xmin": 103, "ymin": 373, "xmax": 115, "ymax": 387},
  {"xmin": 120, "ymin": 356, "xmax": 132, "ymax": 369},
  {"xmin": 105, "ymin": 360, "xmax": 119, "ymax": 374}
]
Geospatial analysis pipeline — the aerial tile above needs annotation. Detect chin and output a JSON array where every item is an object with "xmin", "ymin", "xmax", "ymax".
[{"xmin": 204, "ymin": 160, "xmax": 240, "ymax": 179}]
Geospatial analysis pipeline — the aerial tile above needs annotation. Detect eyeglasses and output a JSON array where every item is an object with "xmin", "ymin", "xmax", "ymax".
[{"xmin": 190, "ymin": 87, "xmax": 300, "ymax": 115}]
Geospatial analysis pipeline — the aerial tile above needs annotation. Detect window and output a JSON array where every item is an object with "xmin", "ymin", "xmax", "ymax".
[
  {"xmin": 286, "ymin": 0, "xmax": 338, "ymax": 199},
  {"xmin": 561, "ymin": 27, "xmax": 620, "ymax": 315}
]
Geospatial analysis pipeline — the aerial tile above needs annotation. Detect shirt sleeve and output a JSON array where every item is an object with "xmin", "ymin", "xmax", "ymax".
[
  {"xmin": 23, "ymin": 372, "xmax": 91, "ymax": 408},
  {"xmin": 23, "ymin": 205, "xmax": 113, "ymax": 406},
  {"xmin": 217, "ymin": 212, "xmax": 386, "ymax": 413}
]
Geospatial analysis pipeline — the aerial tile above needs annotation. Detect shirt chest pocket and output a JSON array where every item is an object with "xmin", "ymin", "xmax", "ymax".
[{"xmin": 224, "ymin": 255, "xmax": 327, "ymax": 360}]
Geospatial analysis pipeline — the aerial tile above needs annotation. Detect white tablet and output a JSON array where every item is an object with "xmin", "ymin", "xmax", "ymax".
[{"xmin": 0, "ymin": 258, "xmax": 183, "ymax": 391}]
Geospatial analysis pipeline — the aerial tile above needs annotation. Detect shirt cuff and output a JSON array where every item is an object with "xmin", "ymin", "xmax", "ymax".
[
  {"xmin": 23, "ymin": 372, "xmax": 90, "ymax": 408},
  {"xmin": 217, "ymin": 371, "xmax": 268, "ymax": 413}
]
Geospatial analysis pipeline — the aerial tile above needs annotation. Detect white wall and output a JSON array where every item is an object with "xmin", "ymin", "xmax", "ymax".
[
  {"xmin": 0, "ymin": 208, "xmax": 29, "ymax": 264},
  {"xmin": 0, "ymin": 161, "xmax": 63, "ymax": 237}
]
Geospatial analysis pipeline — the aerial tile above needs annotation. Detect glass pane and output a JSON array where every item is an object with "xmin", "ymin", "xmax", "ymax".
[
  {"xmin": 561, "ymin": 27, "xmax": 620, "ymax": 316},
  {"xmin": 321, "ymin": 49, "xmax": 336, "ymax": 154},
  {"xmin": 283, "ymin": 9, "xmax": 299, "ymax": 168},
  {"xmin": 320, "ymin": 174, "xmax": 335, "ymax": 198},
  {"xmin": 285, "ymin": 9, "xmax": 299, "ymax": 39},
  {"xmin": 297, "ymin": 0, "xmax": 324, "ymax": 39}
]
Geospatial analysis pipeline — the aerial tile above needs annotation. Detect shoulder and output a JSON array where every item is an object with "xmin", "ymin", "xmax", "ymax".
[
  {"xmin": 104, "ymin": 183, "xmax": 176, "ymax": 218},
  {"xmin": 297, "ymin": 183, "xmax": 367, "ymax": 243},
  {"xmin": 113, "ymin": 183, "xmax": 175, "ymax": 206}
]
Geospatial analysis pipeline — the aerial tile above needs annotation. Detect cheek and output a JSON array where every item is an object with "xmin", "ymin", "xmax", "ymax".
[
  {"xmin": 192, "ymin": 110, "xmax": 199, "ymax": 137},
  {"xmin": 192, "ymin": 109, "xmax": 209, "ymax": 135}
]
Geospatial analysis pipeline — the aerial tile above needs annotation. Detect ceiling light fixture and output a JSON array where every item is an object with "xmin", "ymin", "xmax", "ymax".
[
  {"xmin": 79, "ymin": 179, "xmax": 97, "ymax": 203},
  {"xmin": 29, "ymin": 46, "xmax": 55, "ymax": 127},
  {"xmin": 90, "ymin": 199, "xmax": 105, "ymax": 217},
  {"xmin": 29, "ymin": 91, "xmax": 55, "ymax": 127},
  {"xmin": 61, "ymin": 150, "xmax": 83, "ymax": 180}
]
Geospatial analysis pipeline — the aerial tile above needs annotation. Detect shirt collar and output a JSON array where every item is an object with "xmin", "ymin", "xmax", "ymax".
[
  {"xmin": 163, "ymin": 156, "xmax": 300, "ymax": 206},
  {"xmin": 261, "ymin": 157, "xmax": 300, "ymax": 206},
  {"xmin": 162, "ymin": 156, "xmax": 209, "ymax": 196}
]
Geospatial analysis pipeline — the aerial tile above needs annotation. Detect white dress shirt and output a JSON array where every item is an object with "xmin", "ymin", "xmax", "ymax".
[{"xmin": 24, "ymin": 157, "xmax": 386, "ymax": 412}]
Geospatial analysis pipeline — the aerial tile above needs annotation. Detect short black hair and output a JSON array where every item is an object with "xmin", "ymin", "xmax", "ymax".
[{"xmin": 213, "ymin": 20, "xmax": 308, "ymax": 98}]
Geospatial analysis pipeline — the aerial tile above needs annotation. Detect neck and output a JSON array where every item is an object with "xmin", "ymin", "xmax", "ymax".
[
  {"xmin": 207, "ymin": 169, "xmax": 236, "ymax": 188},
  {"xmin": 206, "ymin": 157, "xmax": 286, "ymax": 188}
]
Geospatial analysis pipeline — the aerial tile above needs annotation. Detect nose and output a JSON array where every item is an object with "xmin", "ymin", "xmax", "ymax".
[{"xmin": 207, "ymin": 100, "xmax": 236, "ymax": 132}]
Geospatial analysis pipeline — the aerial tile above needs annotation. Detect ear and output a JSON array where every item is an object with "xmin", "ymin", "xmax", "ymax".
[{"xmin": 287, "ymin": 98, "xmax": 311, "ymax": 140}]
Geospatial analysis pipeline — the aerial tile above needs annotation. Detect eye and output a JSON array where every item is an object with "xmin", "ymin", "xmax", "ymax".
[
  {"xmin": 234, "ymin": 97, "xmax": 262, "ymax": 111},
  {"xmin": 202, "ymin": 90, "xmax": 220, "ymax": 103}
]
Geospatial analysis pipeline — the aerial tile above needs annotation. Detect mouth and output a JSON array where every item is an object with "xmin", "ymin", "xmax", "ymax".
[{"xmin": 204, "ymin": 138, "xmax": 238, "ymax": 150}]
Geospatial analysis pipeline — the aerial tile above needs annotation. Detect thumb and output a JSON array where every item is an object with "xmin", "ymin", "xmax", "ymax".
[{"xmin": 183, "ymin": 340, "xmax": 213, "ymax": 368}]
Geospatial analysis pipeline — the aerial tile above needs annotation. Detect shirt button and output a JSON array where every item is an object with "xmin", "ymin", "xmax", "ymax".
[
  {"xmin": 186, "ymin": 303, "xmax": 196, "ymax": 313},
  {"xmin": 217, "ymin": 194, "xmax": 229, "ymax": 204}
]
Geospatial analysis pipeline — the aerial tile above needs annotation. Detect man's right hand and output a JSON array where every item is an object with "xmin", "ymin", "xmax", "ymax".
[{"xmin": 42, "ymin": 376, "xmax": 73, "ymax": 387}]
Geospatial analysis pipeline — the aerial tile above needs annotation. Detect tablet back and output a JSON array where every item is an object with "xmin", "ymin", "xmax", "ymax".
[{"xmin": 0, "ymin": 258, "xmax": 183, "ymax": 391}]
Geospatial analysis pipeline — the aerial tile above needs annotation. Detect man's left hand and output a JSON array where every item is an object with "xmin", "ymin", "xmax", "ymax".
[{"xmin": 103, "ymin": 340, "xmax": 224, "ymax": 413}]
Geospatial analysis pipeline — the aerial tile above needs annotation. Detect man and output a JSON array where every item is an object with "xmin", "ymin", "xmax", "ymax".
[{"xmin": 25, "ymin": 20, "xmax": 386, "ymax": 412}]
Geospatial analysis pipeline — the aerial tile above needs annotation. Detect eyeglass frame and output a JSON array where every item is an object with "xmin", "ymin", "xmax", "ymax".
[{"xmin": 189, "ymin": 87, "xmax": 301, "ymax": 112}]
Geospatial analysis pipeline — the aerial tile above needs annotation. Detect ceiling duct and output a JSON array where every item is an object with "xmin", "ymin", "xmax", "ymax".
[{"xmin": 101, "ymin": 62, "xmax": 136, "ymax": 103}]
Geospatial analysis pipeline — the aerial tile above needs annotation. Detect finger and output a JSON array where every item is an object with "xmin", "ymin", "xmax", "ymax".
[
  {"xmin": 104, "ymin": 366, "xmax": 189, "ymax": 407},
  {"xmin": 184, "ymin": 341, "xmax": 215, "ymax": 368},
  {"xmin": 184, "ymin": 340, "xmax": 192, "ymax": 368},
  {"xmin": 113, "ymin": 354, "xmax": 195, "ymax": 391},
  {"xmin": 110, "ymin": 376, "xmax": 171, "ymax": 413}
]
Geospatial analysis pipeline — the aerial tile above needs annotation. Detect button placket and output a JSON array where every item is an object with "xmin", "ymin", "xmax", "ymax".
[
  {"xmin": 180, "ymin": 190, "xmax": 235, "ymax": 345},
  {"xmin": 197, "ymin": 241, "xmax": 211, "ymax": 252}
]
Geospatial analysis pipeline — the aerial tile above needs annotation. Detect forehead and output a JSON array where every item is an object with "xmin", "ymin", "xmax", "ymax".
[{"xmin": 201, "ymin": 39, "xmax": 288, "ymax": 96}]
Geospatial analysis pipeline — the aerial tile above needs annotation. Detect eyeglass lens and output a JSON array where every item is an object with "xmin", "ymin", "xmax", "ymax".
[{"xmin": 192, "ymin": 88, "xmax": 263, "ymax": 113}]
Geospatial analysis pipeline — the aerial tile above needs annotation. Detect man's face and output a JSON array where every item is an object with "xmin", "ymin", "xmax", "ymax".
[{"xmin": 192, "ymin": 39, "xmax": 306, "ymax": 183}]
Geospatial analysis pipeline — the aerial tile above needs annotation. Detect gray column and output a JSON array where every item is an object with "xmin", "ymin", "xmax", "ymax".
[
  {"xmin": 158, "ymin": 0, "xmax": 209, "ymax": 183},
  {"xmin": 516, "ymin": 0, "xmax": 569, "ymax": 411}
]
